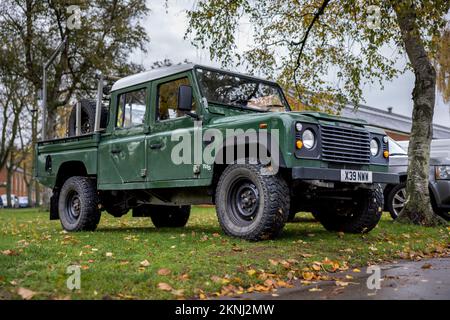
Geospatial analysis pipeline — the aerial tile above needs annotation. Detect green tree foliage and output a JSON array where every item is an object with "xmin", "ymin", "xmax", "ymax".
[
  {"xmin": 186, "ymin": 0, "xmax": 449, "ymax": 226},
  {"xmin": 186, "ymin": 0, "xmax": 447, "ymax": 109},
  {"xmin": 0, "ymin": 0, "xmax": 149, "ymax": 137},
  {"xmin": 434, "ymin": 28, "xmax": 450, "ymax": 103}
]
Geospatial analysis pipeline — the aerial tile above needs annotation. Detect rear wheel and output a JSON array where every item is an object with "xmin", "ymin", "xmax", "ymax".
[
  {"xmin": 431, "ymin": 195, "xmax": 450, "ymax": 221},
  {"xmin": 287, "ymin": 210, "xmax": 297, "ymax": 222},
  {"xmin": 313, "ymin": 185, "xmax": 383, "ymax": 233},
  {"xmin": 215, "ymin": 163, "xmax": 290, "ymax": 241},
  {"xmin": 148, "ymin": 205, "xmax": 191, "ymax": 228},
  {"xmin": 58, "ymin": 176, "xmax": 101, "ymax": 231},
  {"xmin": 434, "ymin": 209, "xmax": 450, "ymax": 221}
]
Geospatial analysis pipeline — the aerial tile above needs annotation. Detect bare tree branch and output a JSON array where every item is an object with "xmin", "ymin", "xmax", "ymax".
[{"xmin": 292, "ymin": 0, "xmax": 331, "ymax": 99}]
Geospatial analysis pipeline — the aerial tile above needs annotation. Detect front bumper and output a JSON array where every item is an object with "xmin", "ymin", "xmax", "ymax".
[{"xmin": 292, "ymin": 167, "xmax": 399, "ymax": 184}]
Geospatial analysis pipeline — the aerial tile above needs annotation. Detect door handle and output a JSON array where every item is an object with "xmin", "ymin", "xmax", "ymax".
[{"xmin": 149, "ymin": 143, "xmax": 163, "ymax": 150}]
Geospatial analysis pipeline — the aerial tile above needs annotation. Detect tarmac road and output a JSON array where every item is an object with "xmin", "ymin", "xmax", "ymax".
[{"xmin": 234, "ymin": 257, "xmax": 450, "ymax": 300}]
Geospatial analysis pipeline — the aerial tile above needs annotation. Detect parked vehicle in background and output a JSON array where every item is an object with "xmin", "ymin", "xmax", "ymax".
[
  {"xmin": 384, "ymin": 138, "xmax": 450, "ymax": 220},
  {"xmin": 397, "ymin": 139, "xmax": 450, "ymax": 153},
  {"xmin": 18, "ymin": 197, "xmax": 29, "ymax": 208},
  {"xmin": 0, "ymin": 196, "xmax": 3, "ymax": 209},
  {"xmin": 0, "ymin": 194, "xmax": 19, "ymax": 208}
]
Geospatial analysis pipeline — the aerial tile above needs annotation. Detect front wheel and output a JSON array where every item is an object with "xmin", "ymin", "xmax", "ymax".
[
  {"xmin": 58, "ymin": 176, "xmax": 101, "ymax": 231},
  {"xmin": 387, "ymin": 183, "xmax": 450, "ymax": 221},
  {"xmin": 313, "ymin": 185, "xmax": 383, "ymax": 233},
  {"xmin": 386, "ymin": 182, "xmax": 407, "ymax": 219},
  {"xmin": 215, "ymin": 164, "xmax": 290, "ymax": 241}
]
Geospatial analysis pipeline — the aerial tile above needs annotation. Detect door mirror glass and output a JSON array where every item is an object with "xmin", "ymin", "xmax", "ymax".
[{"xmin": 177, "ymin": 85, "xmax": 193, "ymax": 112}]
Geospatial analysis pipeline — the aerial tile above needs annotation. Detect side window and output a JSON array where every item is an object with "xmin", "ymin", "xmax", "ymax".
[
  {"xmin": 156, "ymin": 77, "xmax": 196, "ymax": 121},
  {"xmin": 116, "ymin": 88, "xmax": 147, "ymax": 128}
]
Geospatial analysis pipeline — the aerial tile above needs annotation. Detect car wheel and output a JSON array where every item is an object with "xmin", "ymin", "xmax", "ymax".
[
  {"xmin": 58, "ymin": 176, "xmax": 101, "ymax": 231},
  {"xmin": 149, "ymin": 205, "xmax": 191, "ymax": 228},
  {"xmin": 215, "ymin": 163, "xmax": 290, "ymax": 241},
  {"xmin": 313, "ymin": 184, "xmax": 383, "ymax": 233},
  {"xmin": 386, "ymin": 182, "xmax": 407, "ymax": 219}
]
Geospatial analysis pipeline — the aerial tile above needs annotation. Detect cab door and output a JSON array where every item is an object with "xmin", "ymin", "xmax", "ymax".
[
  {"xmin": 147, "ymin": 73, "xmax": 199, "ymax": 182},
  {"xmin": 98, "ymin": 85, "xmax": 149, "ymax": 185}
]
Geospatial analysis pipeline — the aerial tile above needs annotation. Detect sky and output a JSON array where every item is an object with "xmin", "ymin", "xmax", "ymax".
[{"xmin": 131, "ymin": 0, "xmax": 450, "ymax": 127}]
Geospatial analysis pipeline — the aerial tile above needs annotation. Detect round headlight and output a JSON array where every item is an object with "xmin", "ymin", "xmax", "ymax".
[
  {"xmin": 302, "ymin": 129, "xmax": 315, "ymax": 149},
  {"xmin": 295, "ymin": 123, "xmax": 303, "ymax": 132},
  {"xmin": 370, "ymin": 139, "xmax": 379, "ymax": 156}
]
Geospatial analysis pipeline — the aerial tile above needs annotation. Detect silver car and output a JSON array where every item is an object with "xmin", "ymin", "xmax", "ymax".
[{"xmin": 384, "ymin": 139, "xmax": 450, "ymax": 220}]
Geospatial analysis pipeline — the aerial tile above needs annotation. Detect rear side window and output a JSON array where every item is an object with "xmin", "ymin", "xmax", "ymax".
[{"xmin": 116, "ymin": 88, "xmax": 147, "ymax": 128}]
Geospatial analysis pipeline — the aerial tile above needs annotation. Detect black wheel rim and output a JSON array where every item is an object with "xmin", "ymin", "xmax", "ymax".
[
  {"xmin": 66, "ymin": 190, "xmax": 81, "ymax": 223},
  {"xmin": 227, "ymin": 177, "xmax": 260, "ymax": 225}
]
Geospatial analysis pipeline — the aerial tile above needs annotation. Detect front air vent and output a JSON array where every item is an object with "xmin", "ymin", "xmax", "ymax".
[{"xmin": 320, "ymin": 124, "xmax": 371, "ymax": 164}]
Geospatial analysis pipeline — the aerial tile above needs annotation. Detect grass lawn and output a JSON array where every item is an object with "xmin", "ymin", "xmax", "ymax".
[{"xmin": 0, "ymin": 207, "xmax": 449, "ymax": 300}]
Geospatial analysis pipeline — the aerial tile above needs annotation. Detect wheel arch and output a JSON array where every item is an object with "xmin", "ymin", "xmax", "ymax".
[
  {"xmin": 211, "ymin": 132, "xmax": 287, "ymax": 200},
  {"xmin": 50, "ymin": 161, "xmax": 91, "ymax": 220}
]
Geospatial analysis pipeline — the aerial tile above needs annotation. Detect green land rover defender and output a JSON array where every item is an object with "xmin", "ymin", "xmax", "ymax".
[{"xmin": 35, "ymin": 64, "xmax": 398, "ymax": 241}]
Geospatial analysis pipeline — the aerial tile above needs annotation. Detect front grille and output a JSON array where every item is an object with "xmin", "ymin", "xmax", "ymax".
[{"xmin": 320, "ymin": 124, "xmax": 371, "ymax": 164}]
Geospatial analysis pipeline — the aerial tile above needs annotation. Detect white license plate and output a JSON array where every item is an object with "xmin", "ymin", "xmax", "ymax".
[{"xmin": 340, "ymin": 170, "xmax": 372, "ymax": 183}]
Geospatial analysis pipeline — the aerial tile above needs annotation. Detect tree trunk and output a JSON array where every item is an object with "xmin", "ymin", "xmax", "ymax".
[
  {"xmin": 6, "ymin": 164, "xmax": 12, "ymax": 207},
  {"xmin": 392, "ymin": 1, "xmax": 446, "ymax": 226},
  {"xmin": 26, "ymin": 181, "xmax": 32, "ymax": 207},
  {"xmin": 34, "ymin": 180, "xmax": 40, "ymax": 207}
]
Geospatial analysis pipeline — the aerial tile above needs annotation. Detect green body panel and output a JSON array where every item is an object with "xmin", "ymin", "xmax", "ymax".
[
  {"xmin": 36, "ymin": 135, "xmax": 98, "ymax": 187},
  {"xmin": 35, "ymin": 68, "xmax": 389, "ymax": 191}
]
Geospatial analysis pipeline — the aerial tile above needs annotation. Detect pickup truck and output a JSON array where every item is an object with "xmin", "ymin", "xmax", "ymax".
[{"xmin": 35, "ymin": 64, "xmax": 398, "ymax": 241}]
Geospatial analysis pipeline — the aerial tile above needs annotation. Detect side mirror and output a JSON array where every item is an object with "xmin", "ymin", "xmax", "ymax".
[{"xmin": 178, "ymin": 85, "xmax": 193, "ymax": 112}]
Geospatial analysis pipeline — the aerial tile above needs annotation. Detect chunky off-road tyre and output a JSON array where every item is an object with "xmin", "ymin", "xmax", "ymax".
[
  {"xmin": 287, "ymin": 198, "xmax": 303, "ymax": 222},
  {"xmin": 68, "ymin": 99, "xmax": 108, "ymax": 136},
  {"xmin": 58, "ymin": 176, "xmax": 101, "ymax": 232},
  {"xmin": 215, "ymin": 164, "xmax": 290, "ymax": 241},
  {"xmin": 386, "ymin": 182, "xmax": 406, "ymax": 219},
  {"xmin": 149, "ymin": 205, "xmax": 191, "ymax": 228},
  {"xmin": 287, "ymin": 210, "xmax": 297, "ymax": 222},
  {"xmin": 312, "ymin": 185, "xmax": 383, "ymax": 233}
]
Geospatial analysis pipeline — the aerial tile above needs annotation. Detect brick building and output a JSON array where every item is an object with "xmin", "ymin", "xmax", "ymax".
[{"xmin": 0, "ymin": 166, "xmax": 32, "ymax": 201}]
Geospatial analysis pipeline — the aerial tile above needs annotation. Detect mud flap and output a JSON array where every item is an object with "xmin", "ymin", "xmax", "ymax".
[{"xmin": 50, "ymin": 193, "xmax": 59, "ymax": 220}]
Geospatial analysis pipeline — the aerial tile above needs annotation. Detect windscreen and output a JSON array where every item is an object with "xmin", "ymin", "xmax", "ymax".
[{"xmin": 195, "ymin": 68, "xmax": 288, "ymax": 112}]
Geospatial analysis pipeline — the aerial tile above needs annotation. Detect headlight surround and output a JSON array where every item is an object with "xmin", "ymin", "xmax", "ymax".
[
  {"xmin": 302, "ymin": 129, "xmax": 315, "ymax": 149},
  {"xmin": 435, "ymin": 166, "xmax": 450, "ymax": 180},
  {"xmin": 370, "ymin": 138, "xmax": 379, "ymax": 156}
]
